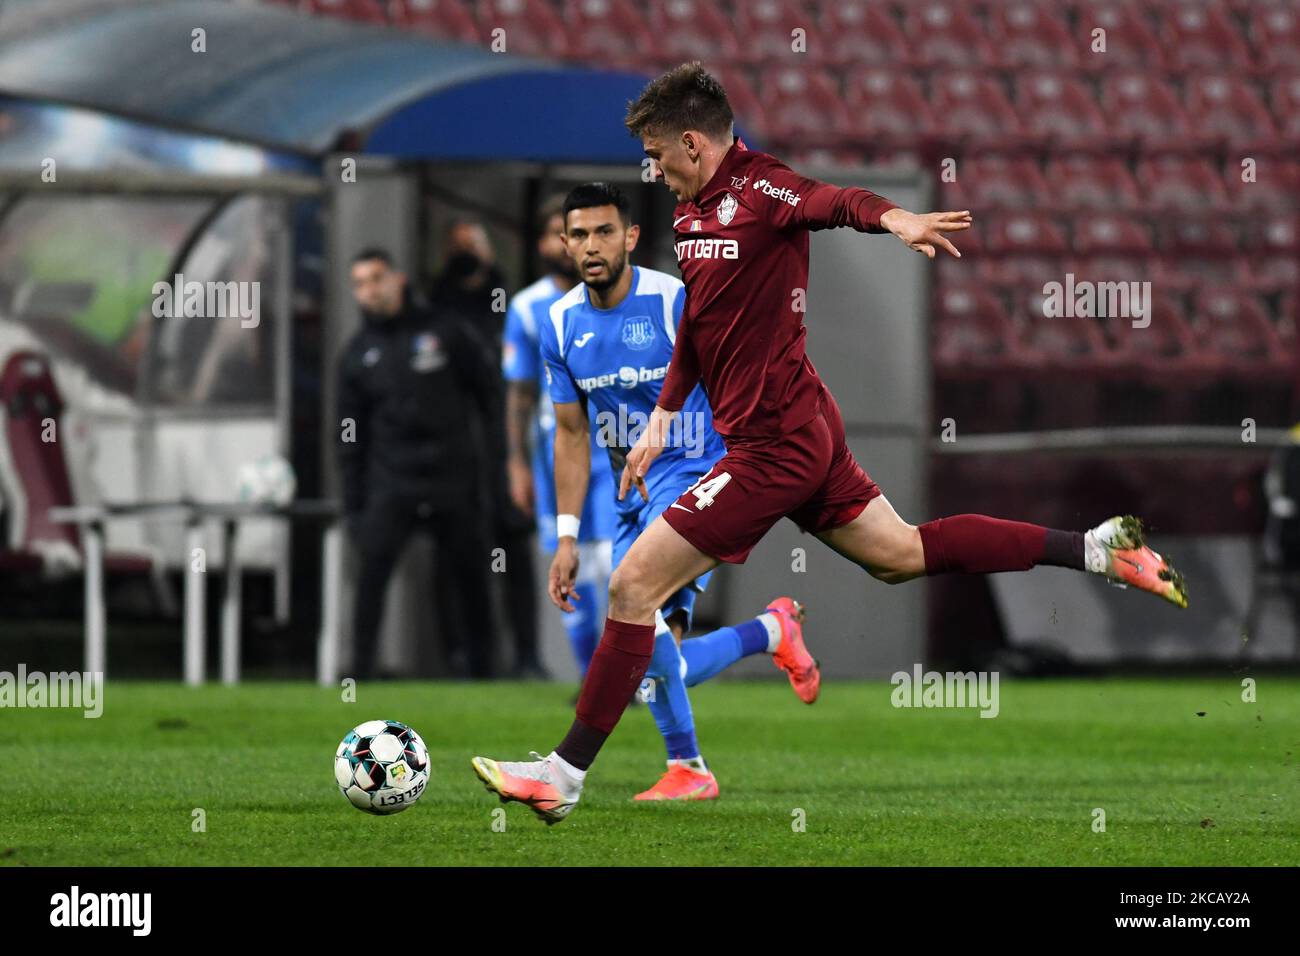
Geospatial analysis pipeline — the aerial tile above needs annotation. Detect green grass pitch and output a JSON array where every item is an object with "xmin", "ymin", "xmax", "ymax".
[{"xmin": 1, "ymin": 678, "xmax": 1297, "ymax": 866}]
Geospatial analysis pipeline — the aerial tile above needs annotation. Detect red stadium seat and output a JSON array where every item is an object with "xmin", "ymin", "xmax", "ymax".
[
  {"xmin": 709, "ymin": 66, "xmax": 769, "ymax": 141},
  {"xmin": 389, "ymin": 0, "xmax": 480, "ymax": 42},
  {"xmin": 820, "ymin": 1, "xmax": 911, "ymax": 68},
  {"xmin": 900, "ymin": 1, "xmax": 994, "ymax": 69},
  {"xmin": 1069, "ymin": 253, "xmax": 1152, "ymax": 303},
  {"xmin": 645, "ymin": 0, "xmax": 742, "ymax": 67},
  {"xmin": 1267, "ymin": 74, "xmax": 1300, "ymax": 144},
  {"xmin": 302, "ymin": 0, "xmax": 388, "ymax": 24},
  {"xmin": 1013, "ymin": 71, "xmax": 1108, "ymax": 149},
  {"xmin": 932, "ymin": 284, "xmax": 1016, "ymax": 374},
  {"xmin": 1098, "ymin": 72, "xmax": 1194, "ymax": 149},
  {"xmin": 987, "ymin": 2, "xmax": 1079, "ymax": 69},
  {"xmin": 928, "ymin": 72, "xmax": 1028, "ymax": 150},
  {"xmin": 1011, "ymin": 286, "xmax": 1111, "ymax": 376},
  {"xmin": 1183, "ymin": 74, "xmax": 1279, "ymax": 149},
  {"xmin": 986, "ymin": 211, "xmax": 1070, "ymax": 256},
  {"xmin": 1073, "ymin": 1, "xmax": 1167, "ymax": 73},
  {"xmin": 1156, "ymin": 215, "xmax": 1239, "ymax": 285},
  {"xmin": 1240, "ymin": 255, "xmax": 1300, "ymax": 296},
  {"xmin": 1135, "ymin": 156, "xmax": 1229, "ymax": 210},
  {"xmin": 1221, "ymin": 157, "xmax": 1300, "ymax": 209},
  {"xmin": 1158, "ymin": 1, "xmax": 1253, "ymax": 73},
  {"xmin": 1043, "ymin": 156, "xmax": 1141, "ymax": 209},
  {"xmin": 977, "ymin": 256, "xmax": 1066, "ymax": 291},
  {"xmin": 1072, "ymin": 213, "xmax": 1155, "ymax": 257},
  {"xmin": 1101, "ymin": 292, "xmax": 1203, "ymax": 378},
  {"xmin": 0, "ymin": 352, "xmax": 157, "ymax": 580},
  {"xmin": 842, "ymin": 68, "xmax": 936, "ymax": 151},
  {"xmin": 1254, "ymin": 212, "xmax": 1299, "ymax": 257},
  {"xmin": 1189, "ymin": 285, "xmax": 1290, "ymax": 379},
  {"xmin": 756, "ymin": 65, "xmax": 850, "ymax": 146},
  {"xmin": 477, "ymin": 0, "xmax": 568, "ymax": 58},
  {"xmin": 939, "ymin": 156, "xmax": 1051, "ymax": 210},
  {"xmin": 982, "ymin": 212, "xmax": 1069, "ymax": 289},
  {"xmin": 1158, "ymin": 215, "xmax": 1238, "ymax": 257},
  {"xmin": 563, "ymin": 0, "xmax": 653, "ymax": 63},
  {"xmin": 1278, "ymin": 293, "xmax": 1298, "ymax": 354},
  {"xmin": 730, "ymin": 0, "xmax": 823, "ymax": 65},
  {"xmin": 784, "ymin": 146, "xmax": 872, "ymax": 169},
  {"xmin": 1248, "ymin": 5, "xmax": 1300, "ymax": 73}
]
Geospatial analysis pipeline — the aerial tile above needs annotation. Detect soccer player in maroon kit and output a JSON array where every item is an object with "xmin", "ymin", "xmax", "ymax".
[{"xmin": 472, "ymin": 63, "xmax": 1187, "ymax": 824}]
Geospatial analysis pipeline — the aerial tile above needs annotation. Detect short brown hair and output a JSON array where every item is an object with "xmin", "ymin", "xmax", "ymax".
[
  {"xmin": 535, "ymin": 194, "xmax": 567, "ymax": 238},
  {"xmin": 624, "ymin": 62, "xmax": 734, "ymax": 142}
]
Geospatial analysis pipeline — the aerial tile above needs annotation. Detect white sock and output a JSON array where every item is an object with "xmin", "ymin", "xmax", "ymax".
[
  {"xmin": 757, "ymin": 612, "xmax": 783, "ymax": 653},
  {"xmin": 1083, "ymin": 529, "xmax": 1108, "ymax": 574},
  {"xmin": 668, "ymin": 756, "xmax": 708, "ymax": 774},
  {"xmin": 548, "ymin": 751, "xmax": 587, "ymax": 790}
]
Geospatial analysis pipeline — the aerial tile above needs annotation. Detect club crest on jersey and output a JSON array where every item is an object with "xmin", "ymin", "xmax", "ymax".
[
  {"xmin": 717, "ymin": 192, "xmax": 738, "ymax": 226},
  {"xmin": 620, "ymin": 314, "xmax": 656, "ymax": 351},
  {"xmin": 410, "ymin": 332, "xmax": 446, "ymax": 372}
]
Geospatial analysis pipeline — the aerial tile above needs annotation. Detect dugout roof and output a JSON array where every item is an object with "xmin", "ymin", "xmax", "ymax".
[{"xmin": 0, "ymin": 0, "xmax": 657, "ymax": 163}]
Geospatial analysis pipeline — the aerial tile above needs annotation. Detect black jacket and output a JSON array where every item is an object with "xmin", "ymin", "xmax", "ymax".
[{"xmin": 336, "ymin": 288, "xmax": 497, "ymax": 515}]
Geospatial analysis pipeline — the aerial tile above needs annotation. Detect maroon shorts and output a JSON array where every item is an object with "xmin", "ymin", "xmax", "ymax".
[{"xmin": 662, "ymin": 391, "xmax": 882, "ymax": 564}]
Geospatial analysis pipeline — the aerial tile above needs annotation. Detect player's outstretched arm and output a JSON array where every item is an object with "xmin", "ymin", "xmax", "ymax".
[{"xmin": 879, "ymin": 207, "xmax": 973, "ymax": 259}]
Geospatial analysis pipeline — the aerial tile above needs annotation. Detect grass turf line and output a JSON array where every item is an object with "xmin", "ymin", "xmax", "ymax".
[{"xmin": 0, "ymin": 679, "xmax": 1296, "ymax": 866}]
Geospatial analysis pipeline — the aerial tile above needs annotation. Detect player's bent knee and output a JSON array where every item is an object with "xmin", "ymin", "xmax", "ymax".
[{"xmin": 607, "ymin": 565, "xmax": 659, "ymax": 621}]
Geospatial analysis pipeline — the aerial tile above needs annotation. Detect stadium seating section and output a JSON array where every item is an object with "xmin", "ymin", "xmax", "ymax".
[{"xmin": 274, "ymin": 0, "xmax": 1300, "ymax": 431}]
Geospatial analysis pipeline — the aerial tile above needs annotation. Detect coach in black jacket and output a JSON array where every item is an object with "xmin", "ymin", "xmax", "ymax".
[{"xmin": 337, "ymin": 248, "xmax": 496, "ymax": 679}]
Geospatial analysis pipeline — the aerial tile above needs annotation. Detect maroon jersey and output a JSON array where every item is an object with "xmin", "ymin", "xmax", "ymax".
[{"xmin": 657, "ymin": 138, "xmax": 898, "ymax": 439}]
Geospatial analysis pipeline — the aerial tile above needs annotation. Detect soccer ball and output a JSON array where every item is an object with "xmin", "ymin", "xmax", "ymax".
[
  {"xmin": 334, "ymin": 719, "xmax": 430, "ymax": 815},
  {"xmin": 235, "ymin": 454, "xmax": 296, "ymax": 507}
]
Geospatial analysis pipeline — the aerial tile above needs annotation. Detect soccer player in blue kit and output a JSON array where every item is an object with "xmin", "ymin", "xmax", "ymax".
[
  {"xmin": 476, "ymin": 182, "xmax": 820, "ymax": 803},
  {"xmin": 503, "ymin": 197, "xmax": 616, "ymax": 679}
]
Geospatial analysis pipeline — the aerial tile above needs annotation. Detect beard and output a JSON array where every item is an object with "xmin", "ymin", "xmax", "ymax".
[{"xmin": 583, "ymin": 251, "xmax": 627, "ymax": 293}]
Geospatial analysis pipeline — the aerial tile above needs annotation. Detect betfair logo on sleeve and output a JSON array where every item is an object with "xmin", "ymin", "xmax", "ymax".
[{"xmin": 752, "ymin": 178, "xmax": 802, "ymax": 207}]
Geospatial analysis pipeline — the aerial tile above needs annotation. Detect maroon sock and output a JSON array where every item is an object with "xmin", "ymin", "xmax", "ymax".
[
  {"xmin": 918, "ymin": 515, "xmax": 1084, "ymax": 575},
  {"xmin": 555, "ymin": 618, "xmax": 655, "ymax": 770}
]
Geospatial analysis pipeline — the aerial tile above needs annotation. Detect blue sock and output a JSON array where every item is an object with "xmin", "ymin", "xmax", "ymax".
[
  {"xmin": 644, "ymin": 630, "xmax": 699, "ymax": 760},
  {"xmin": 563, "ymin": 579, "xmax": 601, "ymax": 678},
  {"xmin": 681, "ymin": 619, "xmax": 770, "ymax": 687}
]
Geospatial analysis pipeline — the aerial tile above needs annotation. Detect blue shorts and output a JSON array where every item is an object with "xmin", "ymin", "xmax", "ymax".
[{"xmin": 612, "ymin": 479, "xmax": 713, "ymax": 631}]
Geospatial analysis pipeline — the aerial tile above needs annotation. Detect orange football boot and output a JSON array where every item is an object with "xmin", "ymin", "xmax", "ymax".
[
  {"xmin": 471, "ymin": 752, "xmax": 580, "ymax": 825},
  {"xmin": 633, "ymin": 764, "xmax": 720, "ymax": 801},
  {"xmin": 767, "ymin": 597, "xmax": 820, "ymax": 703},
  {"xmin": 1089, "ymin": 515, "xmax": 1188, "ymax": 608}
]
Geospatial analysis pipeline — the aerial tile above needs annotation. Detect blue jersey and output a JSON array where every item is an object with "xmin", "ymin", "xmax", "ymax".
[
  {"xmin": 540, "ymin": 266, "xmax": 727, "ymax": 519},
  {"xmin": 503, "ymin": 275, "xmax": 615, "ymax": 549}
]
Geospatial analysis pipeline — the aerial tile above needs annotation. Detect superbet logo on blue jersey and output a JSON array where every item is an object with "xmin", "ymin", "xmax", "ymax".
[{"xmin": 574, "ymin": 364, "xmax": 669, "ymax": 393}]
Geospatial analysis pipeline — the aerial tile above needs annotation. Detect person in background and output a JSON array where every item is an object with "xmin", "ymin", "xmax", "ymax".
[
  {"xmin": 338, "ymin": 248, "xmax": 498, "ymax": 679},
  {"xmin": 433, "ymin": 218, "xmax": 546, "ymax": 678},
  {"xmin": 503, "ymin": 196, "xmax": 616, "ymax": 680}
]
